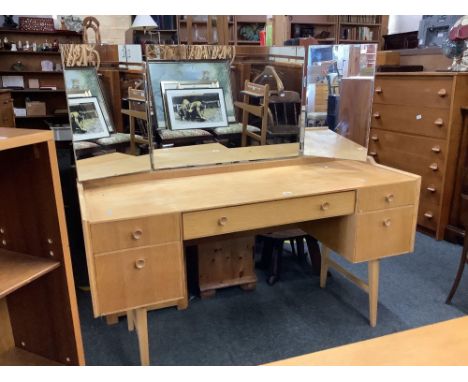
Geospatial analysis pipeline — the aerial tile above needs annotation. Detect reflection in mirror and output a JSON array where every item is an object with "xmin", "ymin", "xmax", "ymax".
[
  {"xmin": 146, "ymin": 45, "xmax": 306, "ymax": 171},
  {"xmin": 305, "ymin": 44, "xmax": 377, "ymax": 148},
  {"xmin": 62, "ymin": 44, "xmax": 154, "ymax": 181}
]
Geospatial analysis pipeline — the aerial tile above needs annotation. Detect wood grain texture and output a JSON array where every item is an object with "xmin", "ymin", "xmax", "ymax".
[
  {"xmin": 0, "ymin": 298, "xmax": 14, "ymax": 354},
  {"xmin": 0, "ymin": 249, "xmax": 59, "ymax": 299},
  {"xmin": 266, "ymin": 316, "xmax": 468, "ymax": 366}
]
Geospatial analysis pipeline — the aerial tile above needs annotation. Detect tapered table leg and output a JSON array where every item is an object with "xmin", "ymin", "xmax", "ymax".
[{"xmin": 368, "ymin": 260, "xmax": 380, "ymax": 327}]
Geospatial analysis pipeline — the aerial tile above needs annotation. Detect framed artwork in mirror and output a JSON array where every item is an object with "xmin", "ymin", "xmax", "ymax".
[
  {"xmin": 147, "ymin": 60, "xmax": 235, "ymax": 128},
  {"xmin": 165, "ymin": 88, "xmax": 228, "ymax": 130},
  {"xmin": 69, "ymin": 97, "xmax": 110, "ymax": 141}
]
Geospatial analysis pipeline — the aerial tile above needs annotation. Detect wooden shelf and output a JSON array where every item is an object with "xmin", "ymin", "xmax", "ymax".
[
  {"xmin": 339, "ymin": 39, "xmax": 380, "ymax": 43},
  {"xmin": 237, "ymin": 41, "xmax": 261, "ymax": 45},
  {"xmin": 0, "ymin": 50, "xmax": 61, "ymax": 55},
  {"xmin": 0, "ymin": 347, "xmax": 62, "ymax": 366},
  {"xmin": 0, "ymin": 28, "xmax": 82, "ymax": 37},
  {"xmin": 9, "ymin": 89, "xmax": 65, "ymax": 93},
  {"xmin": 0, "ymin": 248, "xmax": 60, "ymax": 299},
  {"xmin": 339, "ymin": 22, "xmax": 381, "ymax": 27},
  {"xmin": 15, "ymin": 114, "xmax": 68, "ymax": 119},
  {"xmin": 0, "ymin": 70, "xmax": 63, "ymax": 74}
]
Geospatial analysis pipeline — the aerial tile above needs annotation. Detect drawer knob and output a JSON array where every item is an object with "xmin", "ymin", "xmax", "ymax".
[
  {"xmin": 371, "ymin": 135, "xmax": 379, "ymax": 141},
  {"xmin": 0, "ymin": 227, "xmax": 4, "ymax": 234},
  {"xmin": 320, "ymin": 202, "xmax": 330, "ymax": 211},
  {"xmin": 132, "ymin": 228, "xmax": 143, "ymax": 240},
  {"xmin": 431, "ymin": 145, "xmax": 441, "ymax": 153},
  {"xmin": 135, "ymin": 259, "xmax": 146, "ymax": 269},
  {"xmin": 434, "ymin": 118, "xmax": 444, "ymax": 127},
  {"xmin": 429, "ymin": 163, "xmax": 439, "ymax": 171},
  {"xmin": 383, "ymin": 219, "xmax": 391, "ymax": 227},
  {"xmin": 369, "ymin": 151, "xmax": 377, "ymax": 156},
  {"xmin": 424, "ymin": 211, "xmax": 434, "ymax": 219},
  {"xmin": 385, "ymin": 193, "xmax": 394, "ymax": 203},
  {"xmin": 426, "ymin": 185, "xmax": 436, "ymax": 193},
  {"xmin": 218, "ymin": 216, "xmax": 228, "ymax": 226},
  {"xmin": 437, "ymin": 88, "xmax": 447, "ymax": 97},
  {"xmin": 372, "ymin": 112, "xmax": 381, "ymax": 119},
  {"xmin": 375, "ymin": 86, "xmax": 382, "ymax": 94}
]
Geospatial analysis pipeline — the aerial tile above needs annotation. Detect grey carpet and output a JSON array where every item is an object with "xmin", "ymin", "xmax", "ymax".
[{"xmin": 76, "ymin": 232, "xmax": 468, "ymax": 365}]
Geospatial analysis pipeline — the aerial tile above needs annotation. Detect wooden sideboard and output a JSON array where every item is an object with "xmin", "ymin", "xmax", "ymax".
[
  {"xmin": 0, "ymin": 128, "xmax": 84, "ymax": 365},
  {"xmin": 0, "ymin": 90, "xmax": 15, "ymax": 127},
  {"xmin": 368, "ymin": 72, "xmax": 468, "ymax": 240},
  {"xmin": 77, "ymin": 146, "xmax": 420, "ymax": 365}
]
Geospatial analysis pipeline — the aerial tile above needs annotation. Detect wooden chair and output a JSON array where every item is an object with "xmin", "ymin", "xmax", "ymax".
[
  {"xmin": 235, "ymin": 80, "xmax": 270, "ymax": 146},
  {"xmin": 82, "ymin": 16, "xmax": 101, "ymax": 44}
]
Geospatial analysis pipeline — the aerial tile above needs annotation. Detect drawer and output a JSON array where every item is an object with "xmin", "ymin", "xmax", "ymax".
[
  {"xmin": 354, "ymin": 206, "xmax": 416, "ymax": 262},
  {"xmin": 370, "ymin": 104, "xmax": 449, "ymax": 139},
  {"xmin": 183, "ymin": 191, "xmax": 356, "ymax": 240},
  {"xmin": 373, "ymin": 76, "xmax": 453, "ymax": 108},
  {"xmin": 357, "ymin": 181, "xmax": 419, "ymax": 212},
  {"xmin": 94, "ymin": 242, "xmax": 185, "ymax": 315},
  {"xmin": 90, "ymin": 213, "xmax": 180, "ymax": 254},
  {"xmin": 368, "ymin": 129, "xmax": 445, "ymax": 184},
  {"xmin": 417, "ymin": 198, "xmax": 440, "ymax": 232}
]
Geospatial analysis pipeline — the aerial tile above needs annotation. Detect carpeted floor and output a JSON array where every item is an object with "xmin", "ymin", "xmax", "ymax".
[{"xmin": 76, "ymin": 232, "xmax": 468, "ymax": 365}]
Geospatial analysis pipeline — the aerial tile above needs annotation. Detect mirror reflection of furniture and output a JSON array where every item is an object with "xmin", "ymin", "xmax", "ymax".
[{"xmin": 236, "ymin": 80, "xmax": 270, "ymax": 146}]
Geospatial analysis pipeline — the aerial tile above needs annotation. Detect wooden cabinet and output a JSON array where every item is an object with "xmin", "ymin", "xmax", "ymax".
[
  {"xmin": 0, "ymin": 29, "xmax": 81, "ymax": 130},
  {"xmin": 0, "ymin": 128, "xmax": 84, "ymax": 365},
  {"xmin": 368, "ymin": 73, "xmax": 468, "ymax": 240},
  {"xmin": 0, "ymin": 90, "xmax": 15, "ymax": 127}
]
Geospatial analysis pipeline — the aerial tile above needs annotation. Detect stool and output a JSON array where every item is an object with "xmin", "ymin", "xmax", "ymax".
[{"xmin": 257, "ymin": 229, "xmax": 321, "ymax": 285}]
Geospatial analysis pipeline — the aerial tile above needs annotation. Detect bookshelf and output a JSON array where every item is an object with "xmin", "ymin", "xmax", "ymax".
[{"xmin": 0, "ymin": 28, "xmax": 82, "ymax": 130}]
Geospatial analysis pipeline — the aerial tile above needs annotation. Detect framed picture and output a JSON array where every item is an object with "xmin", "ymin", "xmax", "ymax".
[
  {"xmin": 68, "ymin": 97, "xmax": 110, "ymax": 141},
  {"xmin": 63, "ymin": 67, "xmax": 114, "ymax": 132},
  {"xmin": 147, "ymin": 60, "xmax": 235, "ymax": 128},
  {"xmin": 165, "ymin": 88, "xmax": 229, "ymax": 130},
  {"xmin": 160, "ymin": 80, "xmax": 219, "ymax": 127}
]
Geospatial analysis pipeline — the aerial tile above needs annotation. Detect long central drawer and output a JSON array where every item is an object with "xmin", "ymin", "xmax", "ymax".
[{"xmin": 183, "ymin": 191, "xmax": 356, "ymax": 240}]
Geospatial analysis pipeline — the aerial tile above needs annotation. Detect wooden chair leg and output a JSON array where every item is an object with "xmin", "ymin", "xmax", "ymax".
[
  {"xmin": 296, "ymin": 237, "xmax": 307, "ymax": 265},
  {"xmin": 320, "ymin": 245, "xmax": 330, "ymax": 288},
  {"xmin": 368, "ymin": 260, "xmax": 380, "ymax": 327},
  {"xmin": 267, "ymin": 240, "xmax": 283, "ymax": 285},
  {"xmin": 305, "ymin": 236, "xmax": 322, "ymax": 275},
  {"xmin": 134, "ymin": 308, "xmax": 150, "ymax": 366},
  {"xmin": 290, "ymin": 239, "xmax": 297, "ymax": 257},
  {"xmin": 446, "ymin": 239, "xmax": 468, "ymax": 304},
  {"xmin": 105, "ymin": 314, "xmax": 119, "ymax": 325}
]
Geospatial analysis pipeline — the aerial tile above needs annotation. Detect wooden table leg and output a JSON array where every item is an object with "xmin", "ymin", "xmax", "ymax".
[
  {"xmin": 134, "ymin": 308, "xmax": 149, "ymax": 366},
  {"xmin": 127, "ymin": 310, "xmax": 135, "ymax": 332},
  {"xmin": 368, "ymin": 260, "xmax": 380, "ymax": 327},
  {"xmin": 320, "ymin": 245, "xmax": 330, "ymax": 288},
  {"xmin": 105, "ymin": 314, "xmax": 119, "ymax": 325}
]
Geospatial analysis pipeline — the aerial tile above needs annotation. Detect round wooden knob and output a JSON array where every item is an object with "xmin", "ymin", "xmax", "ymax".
[
  {"xmin": 434, "ymin": 118, "xmax": 444, "ymax": 127},
  {"xmin": 373, "ymin": 112, "xmax": 381, "ymax": 119},
  {"xmin": 321, "ymin": 202, "xmax": 330, "ymax": 211},
  {"xmin": 429, "ymin": 163, "xmax": 438, "ymax": 171},
  {"xmin": 218, "ymin": 216, "xmax": 228, "ymax": 226},
  {"xmin": 135, "ymin": 259, "xmax": 146, "ymax": 269},
  {"xmin": 132, "ymin": 228, "xmax": 143, "ymax": 240},
  {"xmin": 0, "ymin": 227, "xmax": 4, "ymax": 234},
  {"xmin": 431, "ymin": 145, "xmax": 441, "ymax": 153},
  {"xmin": 375, "ymin": 86, "xmax": 382, "ymax": 94},
  {"xmin": 385, "ymin": 193, "xmax": 394, "ymax": 203},
  {"xmin": 437, "ymin": 88, "xmax": 447, "ymax": 97},
  {"xmin": 383, "ymin": 219, "xmax": 391, "ymax": 227},
  {"xmin": 426, "ymin": 185, "xmax": 436, "ymax": 193},
  {"xmin": 2, "ymin": 239, "xmax": 6, "ymax": 246},
  {"xmin": 369, "ymin": 151, "xmax": 377, "ymax": 156},
  {"xmin": 424, "ymin": 211, "xmax": 434, "ymax": 219},
  {"xmin": 371, "ymin": 135, "xmax": 379, "ymax": 141}
]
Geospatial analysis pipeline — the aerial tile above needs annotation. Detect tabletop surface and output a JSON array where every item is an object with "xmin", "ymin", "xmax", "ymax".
[
  {"xmin": 80, "ymin": 158, "xmax": 418, "ymax": 223},
  {"xmin": 265, "ymin": 316, "xmax": 468, "ymax": 366}
]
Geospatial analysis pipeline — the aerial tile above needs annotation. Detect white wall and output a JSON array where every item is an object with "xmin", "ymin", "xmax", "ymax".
[{"xmin": 388, "ymin": 15, "xmax": 422, "ymax": 34}]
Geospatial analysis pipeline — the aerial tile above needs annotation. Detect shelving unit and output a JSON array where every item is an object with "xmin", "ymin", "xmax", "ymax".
[
  {"xmin": 0, "ymin": 128, "xmax": 84, "ymax": 365},
  {"xmin": 287, "ymin": 15, "xmax": 338, "ymax": 44},
  {"xmin": 338, "ymin": 15, "xmax": 382, "ymax": 44},
  {"xmin": 0, "ymin": 28, "xmax": 82, "ymax": 130}
]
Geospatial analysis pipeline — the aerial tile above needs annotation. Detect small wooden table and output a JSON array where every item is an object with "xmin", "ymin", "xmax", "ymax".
[{"xmin": 266, "ymin": 316, "xmax": 468, "ymax": 366}]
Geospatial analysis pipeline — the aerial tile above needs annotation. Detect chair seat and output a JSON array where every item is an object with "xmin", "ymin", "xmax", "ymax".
[
  {"xmin": 95, "ymin": 133, "xmax": 144, "ymax": 146},
  {"xmin": 158, "ymin": 129, "xmax": 213, "ymax": 139},
  {"xmin": 73, "ymin": 141, "xmax": 100, "ymax": 150},
  {"xmin": 213, "ymin": 123, "xmax": 260, "ymax": 136}
]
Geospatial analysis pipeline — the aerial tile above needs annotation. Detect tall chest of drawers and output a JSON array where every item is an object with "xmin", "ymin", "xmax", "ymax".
[
  {"xmin": 368, "ymin": 73, "xmax": 468, "ymax": 240},
  {"xmin": 0, "ymin": 90, "xmax": 15, "ymax": 127}
]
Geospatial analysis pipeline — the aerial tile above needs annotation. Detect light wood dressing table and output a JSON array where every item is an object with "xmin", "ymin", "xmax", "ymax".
[{"xmin": 76, "ymin": 139, "xmax": 420, "ymax": 365}]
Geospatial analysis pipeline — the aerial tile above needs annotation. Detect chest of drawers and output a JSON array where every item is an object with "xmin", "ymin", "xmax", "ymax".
[
  {"xmin": 0, "ymin": 91, "xmax": 15, "ymax": 127},
  {"xmin": 368, "ymin": 73, "xmax": 468, "ymax": 240}
]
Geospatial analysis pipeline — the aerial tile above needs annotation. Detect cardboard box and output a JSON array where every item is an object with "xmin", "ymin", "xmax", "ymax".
[{"xmin": 26, "ymin": 101, "xmax": 46, "ymax": 116}]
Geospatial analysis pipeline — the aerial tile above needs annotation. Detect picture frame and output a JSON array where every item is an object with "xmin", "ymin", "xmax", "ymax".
[
  {"xmin": 63, "ymin": 67, "xmax": 114, "ymax": 132},
  {"xmin": 147, "ymin": 60, "xmax": 235, "ymax": 128},
  {"xmin": 160, "ymin": 80, "xmax": 219, "ymax": 127},
  {"xmin": 68, "ymin": 97, "xmax": 110, "ymax": 141},
  {"xmin": 165, "ymin": 88, "xmax": 229, "ymax": 130}
]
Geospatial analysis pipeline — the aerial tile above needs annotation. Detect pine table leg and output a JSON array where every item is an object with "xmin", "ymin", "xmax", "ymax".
[
  {"xmin": 134, "ymin": 308, "xmax": 149, "ymax": 366},
  {"xmin": 368, "ymin": 260, "xmax": 380, "ymax": 327}
]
